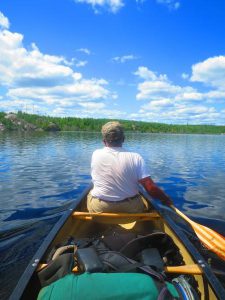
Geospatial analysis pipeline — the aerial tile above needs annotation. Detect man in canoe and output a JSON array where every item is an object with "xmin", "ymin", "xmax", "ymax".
[{"xmin": 87, "ymin": 121, "xmax": 173, "ymax": 213}]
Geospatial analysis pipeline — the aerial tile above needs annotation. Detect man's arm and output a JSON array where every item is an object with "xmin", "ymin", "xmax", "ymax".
[{"xmin": 138, "ymin": 176, "xmax": 173, "ymax": 206}]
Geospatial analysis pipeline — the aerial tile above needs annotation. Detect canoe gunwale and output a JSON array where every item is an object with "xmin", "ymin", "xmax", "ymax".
[
  {"xmin": 139, "ymin": 187, "xmax": 225, "ymax": 299},
  {"xmin": 9, "ymin": 184, "xmax": 91, "ymax": 300}
]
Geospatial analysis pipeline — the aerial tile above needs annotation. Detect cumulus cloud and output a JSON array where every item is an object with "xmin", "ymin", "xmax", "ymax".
[
  {"xmin": 7, "ymin": 78, "xmax": 110, "ymax": 101},
  {"xmin": 134, "ymin": 66, "xmax": 167, "ymax": 81},
  {"xmin": 112, "ymin": 54, "xmax": 138, "ymax": 63},
  {"xmin": 131, "ymin": 105, "xmax": 220, "ymax": 124},
  {"xmin": 78, "ymin": 101, "xmax": 106, "ymax": 109},
  {"xmin": 0, "ymin": 11, "xmax": 117, "ymax": 117},
  {"xmin": 0, "ymin": 12, "xmax": 9, "ymax": 29},
  {"xmin": 74, "ymin": 0, "xmax": 124, "ymax": 13},
  {"xmin": 134, "ymin": 66, "xmax": 189, "ymax": 101},
  {"xmin": 205, "ymin": 90, "xmax": 225, "ymax": 99},
  {"xmin": 134, "ymin": 66, "xmax": 219, "ymax": 102},
  {"xmin": 191, "ymin": 56, "xmax": 225, "ymax": 90},
  {"xmin": 50, "ymin": 104, "xmax": 125, "ymax": 118},
  {"xmin": 0, "ymin": 36, "xmax": 75, "ymax": 87},
  {"xmin": 140, "ymin": 98, "xmax": 174, "ymax": 111},
  {"xmin": 134, "ymin": 65, "xmax": 225, "ymax": 124}
]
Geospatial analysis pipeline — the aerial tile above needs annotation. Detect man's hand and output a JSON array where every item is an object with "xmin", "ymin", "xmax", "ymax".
[{"xmin": 160, "ymin": 196, "xmax": 173, "ymax": 206}]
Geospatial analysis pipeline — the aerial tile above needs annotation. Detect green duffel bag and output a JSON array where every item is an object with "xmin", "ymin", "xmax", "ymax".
[{"xmin": 38, "ymin": 272, "xmax": 180, "ymax": 300}]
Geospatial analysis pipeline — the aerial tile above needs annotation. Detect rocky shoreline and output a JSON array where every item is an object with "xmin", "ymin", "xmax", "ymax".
[
  {"xmin": 1, "ymin": 112, "xmax": 225, "ymax": 135},
  {"xmin": 0, "ymin": 113, "xmax": 60, "ymax": 132}
]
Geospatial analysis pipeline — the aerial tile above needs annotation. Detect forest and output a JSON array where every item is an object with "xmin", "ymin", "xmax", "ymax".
[{"xmin": 1, "ymin": 111, "xmax": 225, "ymax": 134}]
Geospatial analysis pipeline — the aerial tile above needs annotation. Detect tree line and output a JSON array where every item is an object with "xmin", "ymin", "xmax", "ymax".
[{"xmin": 1, "ymin": 111, "xmax": 225, "ymax": 134}]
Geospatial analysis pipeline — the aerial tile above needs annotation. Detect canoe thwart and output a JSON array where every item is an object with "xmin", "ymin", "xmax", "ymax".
[
  {"xmin": 72, "ymin": 211, "xmax": 160, "ymax": 222},
  {"xmin": 37, "ymin": 263, "xmax": 203, "ymax": 275},
  {"xmin": 165, "ymin": 264, "xmax": 203, "ymax": 275}
]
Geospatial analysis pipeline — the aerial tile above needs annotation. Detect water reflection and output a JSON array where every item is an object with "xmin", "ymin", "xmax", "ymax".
[
  {"xmin": 0, "ymin": 131, "xmax": 225, "ymax": 298},
  {"xmin": 1, "ymin": 132, "xmax": 225, "ymax": 229}
]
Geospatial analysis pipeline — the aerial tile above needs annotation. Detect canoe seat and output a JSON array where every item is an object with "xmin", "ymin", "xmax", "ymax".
[{"xmin": 72, "ymin": 211, "xmax": 160, "ymax": 224}]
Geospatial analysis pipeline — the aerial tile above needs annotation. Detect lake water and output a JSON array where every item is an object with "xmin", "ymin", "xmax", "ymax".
[{"xmin": 1, "ymin": 131, "xmax": 225, "ymax": 299}]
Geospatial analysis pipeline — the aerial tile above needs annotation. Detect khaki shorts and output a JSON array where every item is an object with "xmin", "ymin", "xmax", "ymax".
[{"xmin": 87, "ymin": 192, "xmax": 149, "ymax": 213}]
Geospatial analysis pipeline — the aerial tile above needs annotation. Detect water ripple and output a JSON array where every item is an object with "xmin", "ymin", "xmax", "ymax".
[{"xmin": 1, "ymin": 132, "xmax": 225, "ymax": 299}]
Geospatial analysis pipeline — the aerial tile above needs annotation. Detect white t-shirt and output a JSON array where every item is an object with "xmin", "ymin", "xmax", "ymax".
[{"xmin": 91, "ymin": 147, "xmax": 149, "ymax": 201}]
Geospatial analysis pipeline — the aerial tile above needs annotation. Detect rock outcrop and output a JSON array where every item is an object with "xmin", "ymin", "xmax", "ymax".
[
  {"xmin": 44, "ymin": 122, "xmax": 60, "ymax": 131},
  {"xmin": 4, "ymin": 113, "xmax": 38, "ymax": 131},
  {"xmin": 0, "ymin": 113, "xmax": 61, "ymax": 132}
]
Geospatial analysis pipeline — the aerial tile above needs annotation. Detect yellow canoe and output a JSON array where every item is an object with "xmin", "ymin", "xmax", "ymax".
[{"xmin": 9, "ymin": 185, "xmax": 225, "ymax": 300}]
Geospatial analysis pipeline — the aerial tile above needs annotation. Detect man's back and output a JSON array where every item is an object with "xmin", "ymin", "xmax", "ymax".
[{"xmin": 91, "ymin": 147, "xmax": 149, "ymax": 201}]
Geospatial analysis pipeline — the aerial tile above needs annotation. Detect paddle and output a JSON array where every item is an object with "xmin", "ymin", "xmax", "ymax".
[{"xmin": 171, "ymin": 205, "xmax": 225, "ymax": 261}]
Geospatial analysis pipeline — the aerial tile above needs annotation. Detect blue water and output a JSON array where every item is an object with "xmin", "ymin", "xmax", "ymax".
[{"xmin": 1, "ymin": 131, "xmax": 225, "ymax": 299}]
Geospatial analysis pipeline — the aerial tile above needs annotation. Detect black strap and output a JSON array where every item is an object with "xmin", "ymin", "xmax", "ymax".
[
  {"xmin": 98, "ymin": 249, "xmax": 165, "ymax": 281},
  {"xmin": 38, "ymin": 253, "xmax": 75, "ymax": 287},
  {"xmin": 112, "ymin": 262, "xmax": 144, "ymax": 272}
]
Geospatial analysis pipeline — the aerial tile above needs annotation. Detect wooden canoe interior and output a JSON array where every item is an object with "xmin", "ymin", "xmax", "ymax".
[{"xmin": 27, "ymin": 194, "xmax": 218, "ymax": 300}]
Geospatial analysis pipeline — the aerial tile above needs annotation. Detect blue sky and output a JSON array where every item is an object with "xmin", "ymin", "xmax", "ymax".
[{"xmin": 0, "ymin": 0, "xmax": 225, "ymax": 124}]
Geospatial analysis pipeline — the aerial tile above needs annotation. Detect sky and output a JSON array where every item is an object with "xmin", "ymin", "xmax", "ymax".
[{"xmin": 0, "ymin": 0, "xmax": 225, "ymax": 124}]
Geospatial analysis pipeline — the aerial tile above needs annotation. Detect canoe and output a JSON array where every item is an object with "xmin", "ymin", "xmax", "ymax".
[{"xmin": 9, "ymin": 184, "xmax": 225, "ymax": 300}]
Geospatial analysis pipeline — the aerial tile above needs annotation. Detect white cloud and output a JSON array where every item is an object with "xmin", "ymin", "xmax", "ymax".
[
  {"xmin": 191, "ymin": 56, "xmax": 225, "ymax": 90},
  {"xmin": 0, "ymin": 12, "xmax": 117, "ymax": 116},
  {"xmin": 175, "ymin": 92, "xmax": 204, "ymax": 101},
  {"xmin": 135, "ymin": 67, "xmax": 183, "ymax": 100},
  {"xmin": 77, "ymin": 48, "xmax": 91, "ymax": 55},
  {"xmin": 75, "ymin": 60, "xmax": 88, "ymax": 67},
  {"xmin": 205, "ymin": 90, "xmax": 225, "ymax": 99},
  {"xmin": 0, "ymin": 12, "xmax": 9, "ymax": 29},
  {"xmin": 74, "ymin": 0, "xmax": 124, "ymax": 13},
  {"xmin": 134, "ymin": 66, "xmax": 168, "ymax": 81},
  {"xmin": 74, "ymin": 0, "xmax": 180, "ymax": 13},
  {"xmin": 136, "ymin": 80, "xmax": 181, "ymax": 100},
  {"xmin": 68, "ymin": 57, "xmax": 88, "ymax": 67},
  {"xmin": 156, "ymin": 0, "xmax": 180, "ymax": 10},
  {"xmin": 55, "ymin": 106, "xmax": 126, "ymax": 118},
  {"xmin": 175, "ymin": 105, "xmax": 215, "ymax": 115},
  {"xmin": 7, "ymin": 78, "xmax": 111, "ymax": 102},
  {"xmin": 131, "ymin": 104, "xmax": 221, "ymax": 124},
  {"xmin": 182, "ymin": 73, "xmax": 189, "ymax": 79},
  {"xmin": 78, "ymin": 102, "xmax": 105, "ymax": 109},
  {"xmin": 134, "ymin": 65, "xmax": 225, "ymax": 124},
  {"xmin": 140, "ymin": 98, "xmax": 173, "ymax": 112},
  {"xmin": 134, "ymin": 66, "xmax": 210, "ymax": 102},
  {"xmin": 0, "ymin": 32, "xmax": 74, "ymax": 87},
  {"xmin": 112, "ymin": 54, "xmax": 138, "ymax": 63}
]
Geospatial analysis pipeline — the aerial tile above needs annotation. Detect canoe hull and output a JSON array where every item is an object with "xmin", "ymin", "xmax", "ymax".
[{"xmin": 9, "ymin": 185, "xmax": 225, "ymax": 300}]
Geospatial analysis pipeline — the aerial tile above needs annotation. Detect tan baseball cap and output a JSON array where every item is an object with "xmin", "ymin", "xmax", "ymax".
[{"xmin": 101, "ymin": 121, "xmax": 124, "ymax": 142}]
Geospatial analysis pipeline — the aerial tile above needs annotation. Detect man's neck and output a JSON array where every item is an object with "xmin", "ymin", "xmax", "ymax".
[{"xmin": 104, "ymin": 141, "xmax": 123, "ymax": 148}]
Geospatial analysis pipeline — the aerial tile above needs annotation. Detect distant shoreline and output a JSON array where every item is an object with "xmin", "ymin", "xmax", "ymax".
[{"xmin": 1, "ymin": 111, "xmax": 225, "ymax": 135}]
